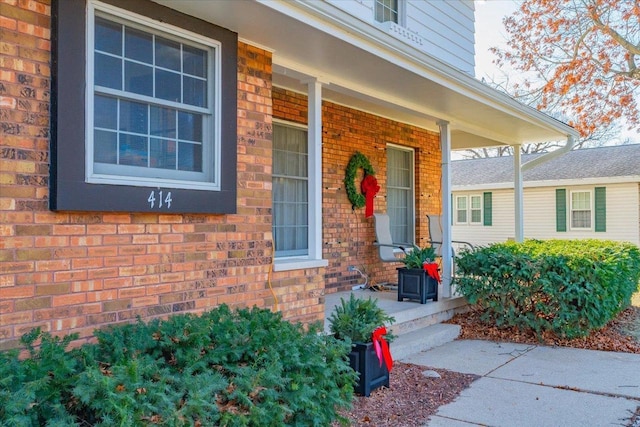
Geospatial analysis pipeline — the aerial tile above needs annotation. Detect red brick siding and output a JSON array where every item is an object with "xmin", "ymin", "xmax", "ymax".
[
  {"xmin": 0, "ymin": 0, "xmax": 326, "ymax": 349},
  {"xmin": 273, "ymin": 88, "xmax": 441, "ymax": 293}
]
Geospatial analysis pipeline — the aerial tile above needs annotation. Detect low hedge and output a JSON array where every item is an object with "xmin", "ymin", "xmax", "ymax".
[
  {"xmin": 0, "ymin": 305, "xmax": 356, "ymax": 426},
  {"xmin": 454, "ymin": 239, "xmax": 640, "ymax": 339}
]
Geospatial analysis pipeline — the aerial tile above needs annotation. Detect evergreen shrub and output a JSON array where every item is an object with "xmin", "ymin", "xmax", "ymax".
[
  {"xmin": 0, "ymin": 305, "xmax": 356, "ymax": 426},
  {"xmin": 454, "ymin": 239, "xmax": 640, "ymax": 338}
]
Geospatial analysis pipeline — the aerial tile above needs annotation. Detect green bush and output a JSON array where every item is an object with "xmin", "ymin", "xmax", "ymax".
[
  {"xmin": 454, "ymin": 239, "xmax": 640, "ymax": 339},
  {"xmin": 0, "ymin": 305, "xmax": 356, "ymax": 426}
]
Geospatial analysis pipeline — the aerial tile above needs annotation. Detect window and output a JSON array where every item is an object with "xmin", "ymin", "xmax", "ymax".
[
  {"xmin": 455, "ymin": 196, "xmax": 467, "ymax": 224},
  {"xmin": 375, "ymin": 0, "xmax": 399, "ymax": 23},
  {"xmin": 470, "ymin": 195, "xmax": 482, "ymax": 224},
  {"xmin": 91, "ymin": 13, "xmax": 216, "ymax": 186},
  {"xmin": 570, "ymin": 190, "xmax": 592, "ymax": 229},
  {"xmin": 51, "ymin": 0, "xmax": 238, "ymax": 213},
  {"xmin": 387, "ymin": 146, "xmax": 414, "ymax": 244},
  {"xmin": 455, "ymin": 194, "xmax": 487, "ymax": 225},
  {"xmin": 272, "ymin": 123, "xmax": 309, "ymax": 257}
]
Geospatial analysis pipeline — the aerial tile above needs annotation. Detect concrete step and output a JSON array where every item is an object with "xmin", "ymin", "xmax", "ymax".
[
  {"xmin": 324, "ymin": 288, "xmax": 467, "ymax": 360},
  {"xmin": 391, "ymin": 323, "xmax": 461, "ymax": 361}
]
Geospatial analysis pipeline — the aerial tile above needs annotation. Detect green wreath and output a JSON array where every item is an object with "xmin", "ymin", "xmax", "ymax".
[{"xmin": 344, "ymin": 151, "xmax": 375, "ymax": 209}]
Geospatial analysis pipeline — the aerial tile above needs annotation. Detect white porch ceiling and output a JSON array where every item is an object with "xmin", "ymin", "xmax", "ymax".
[{"xmin": 154, "ymin": 0, "xmax": 579, "ymax": 149}]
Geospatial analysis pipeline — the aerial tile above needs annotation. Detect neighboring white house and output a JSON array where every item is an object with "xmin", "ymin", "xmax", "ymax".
[{"xmin": 451, "ymin": 145, "xmax": 640, "ymax": 247}]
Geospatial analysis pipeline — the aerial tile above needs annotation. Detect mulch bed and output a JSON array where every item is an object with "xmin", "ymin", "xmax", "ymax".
[
  {"xmin": 446, "ymin": 305, "xmax": 640, "ymax": 354},
  {"xmin": 339, "ymin": 305, "xmax": 640, "ymax": 426}
]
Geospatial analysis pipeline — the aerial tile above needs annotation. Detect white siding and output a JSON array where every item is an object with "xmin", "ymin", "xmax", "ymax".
[
  {"xmin": 326, "ymin": 0, "xmax": 476, "ymax": 74},
  {"xmin": 452, "ymin": 183, "xmax": 640, "ymax": 247},
  {"xmin": 405, "ymin": 0, "xmax": 475, "ymax": 73},
  {"xmin": 452, "ymin": 189, "xmax": 514, "ymax": 246}
]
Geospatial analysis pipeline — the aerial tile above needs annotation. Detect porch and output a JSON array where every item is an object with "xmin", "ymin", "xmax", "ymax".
[{"xmin": 324, "ymin": 287, "xmax": 469, "ymax": 360}]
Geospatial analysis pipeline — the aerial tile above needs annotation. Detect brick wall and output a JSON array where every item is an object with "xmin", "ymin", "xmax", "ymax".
[
  {"xmin": 0, "ymin": 0, "xmax": 326, "ymax": 349},
  {"xmin": 0, "ymin": 0, "xmax": 442, "ymax": 349},
  {"xmin": 273, "ymin": 88, "xmax": 441, "ymax": 293}
]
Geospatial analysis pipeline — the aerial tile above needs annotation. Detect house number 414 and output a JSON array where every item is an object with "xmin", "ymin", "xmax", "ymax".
[{"xmin": 148, "ymin": 190, "xmax": 173, "ymax": 209}]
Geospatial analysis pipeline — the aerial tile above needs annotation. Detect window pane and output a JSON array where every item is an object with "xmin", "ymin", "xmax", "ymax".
[
  {"xmin": 178, "ymin": 142, "xmax": 202, "ymax": 172},
  {"xmin": 91, "ymin": 13, "xmax": 214, "ymax": 185},
  {"xmin": 183, "ymin": 76, "xmax": 206, "ymax": 107},
  {"xmin": 95, "ymin": 17, "xmax": 122, "ymax": 55},
  {"xmin": 120, "ymin": 100, "xmax": 148, "ymax": 134},
  {"xmin": 125, "ymin": 27, "xmax": 152, "ymax": 63},
  {"xmin": 119, "ymin": 134, "xmax": 148, "ymax": 166},
  {"xmin": 572, "ymin": 211, "xmax": 591, "ymax": 228},
  {"xmin": 387, "ymin": 147, "xmax": 413, "ymax": 243},
  {"xmin": 457, "ymin": 197, "xmax": 467, "ymax": 210},
  {"xmin": 95, "ymin": 53, "xmax": 122, "ymax": 89},
  {"xmin": 155, "ymin": 36, "xmax": 181, "ymax": 71},
  {"xmin": 156, "ymin": 69, "xmax": 181, "ymax": 102},
  {"xmin": 94, "ymin": 130, "xmax": 117, "ymax": 164},
  {"xmin": 471, "ymin": 209, "xmax": 482, "ymax": 223},
  {"xmin": 457, "ymin": 210, "xmax": 467, "ymax": 223},
  {"xmin": 572, "ymin": 192, "xmax": 590, "ymax": 210},
  {"xmin": 124, "ymin": 61, "xmax": 153, "ymax": 96},
  {"xmin": 375, "ymin": 0, "xmax": 398, "ymax": 22},
  {"xmin": 272, "ymin": 124, "xmax": 308, "ymax": 256},
  {"xmin": 150, "ymin": 106, "xmax": 176, "ymax": 138},
  {"xmin": 150, "ymin": 138, "xmax": 176, "ymax": 169},
  {"xmin": 178, "ymin": 111, "xmax": 203, "ymax": 142},
  {"xmin": 183, "ymin": 45, "xmax": 207, "ymax": 77},
  {"xmin": 94, "ymin": 95, "xmax": 117, "ymax": 129},
  {"xmin": 471, "ymin": 196, "xmax": 481, "ymax": 209}
]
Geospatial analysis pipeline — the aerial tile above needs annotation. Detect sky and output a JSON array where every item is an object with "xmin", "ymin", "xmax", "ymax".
[{"xmin": 473, "ymin": 0, "xmax": 519, "ymax": 82}]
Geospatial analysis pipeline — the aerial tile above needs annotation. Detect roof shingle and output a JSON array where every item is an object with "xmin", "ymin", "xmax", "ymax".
[{"xmin": 452, "ymin": 144, "xmax": 640, "ymax": 186}]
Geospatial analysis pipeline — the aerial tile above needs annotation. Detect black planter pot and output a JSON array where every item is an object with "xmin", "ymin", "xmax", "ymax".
[
  {"xmin": 397, "ymin": 268, "xmax": 438, "ymax": 304},
  {"xmin": 349, "ymin": 341, "xmax": 390, "ymax": 397}
]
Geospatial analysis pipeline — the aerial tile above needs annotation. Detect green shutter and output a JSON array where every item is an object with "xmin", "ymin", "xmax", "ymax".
[
  {"xmin": 594, "ymin": 187, "xmax": 606, "ymax": 232},
  {"xmin": 483, "ymin": 192, "xmax": 492, "ymax": 226},
  {"xmin": 556, "ymin": 189, "xmax": 567, "ymax": 232}
]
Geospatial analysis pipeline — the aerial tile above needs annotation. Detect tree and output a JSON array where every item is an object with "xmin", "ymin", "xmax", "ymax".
[
  {"xmin": 494, "ymin": 0, "xmax": 639, "ymax": 138},
  {"xmin": 460, "ymin": 74, "xmax": 624, "ymax": 159}
]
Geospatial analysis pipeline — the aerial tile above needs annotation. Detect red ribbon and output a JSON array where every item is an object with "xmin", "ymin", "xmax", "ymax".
[
  {"xmin": 423, "ymin": 262, "xmax": 441, "ymax": 283},
  {"xmin": 361, "ymin": 175, "xmax": 380, "ymax": 218},
  {"xmin": 372, "ymin": 326, "xmax": 393, "ymax": 372}
]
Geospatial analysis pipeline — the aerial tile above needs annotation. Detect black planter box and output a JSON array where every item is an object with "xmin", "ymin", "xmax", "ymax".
[
  {"xmin": 349, "ymin": 341, "xmax": 390, "ymax": 397},
  {"xmin": 397, "ymin": 268, "xmax": 438, "ymax": 304}
]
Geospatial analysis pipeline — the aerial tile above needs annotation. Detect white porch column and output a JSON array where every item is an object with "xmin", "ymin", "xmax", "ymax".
[
  {"xmin": 513, "ymin": 145, "xmax": 524, "ymax": 242},
  {"xmin": 307, "ymin": 79, "xmax": 323, "ymax": 259},
  {"xmin": 438, "ymin": 120, "xmax": 452, "ymax": 298}
]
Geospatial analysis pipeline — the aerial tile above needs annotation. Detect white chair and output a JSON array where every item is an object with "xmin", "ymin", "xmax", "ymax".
[
  {"xmin": 426, "ymin": 214, "xmax": 474, "ymax": 274},
  {"xmin": 372, "ymin": 213, "xmax": 413, "ymax": 263}
]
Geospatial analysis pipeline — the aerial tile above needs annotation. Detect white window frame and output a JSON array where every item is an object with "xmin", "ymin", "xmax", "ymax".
[
  {"xmin": 469, "ymin": 194, "xmax": 482, "ymax": 225},
  {"xmin": 374, "ymin": 0, "xmax": 405, "ymax": 25},
  {"xmin": 386, "ymin": 144, "xmax": 415, "ymax": 245},
  {"xmin": 455, "ymin": 194, "xmax": 482, "ymax": 225},
  {"xmin": 570, "ymin": 189, "xmax": 593, "ymax": 230},
  {"xmin": 272, "ymin": 120, "xmax": 309, "ymax": 258},
  {"xmin": 86, "ymin": 0, "xmax": 222, "ymax": 191}
]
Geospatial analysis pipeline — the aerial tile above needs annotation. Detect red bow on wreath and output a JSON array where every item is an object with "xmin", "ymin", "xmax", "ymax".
[
  {"xmin": 361, "ymin": 175, "xmax": 380, "ymax": 218},
  {"xmin": 372, "ymin": 326, "xmax": 393, "ymax": 372}
]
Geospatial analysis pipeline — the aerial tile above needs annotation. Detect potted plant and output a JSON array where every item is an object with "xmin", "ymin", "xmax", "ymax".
[
  {"xmin": 327, "ymin": 294, "xmax": 395, "ymax": 396},
  {"xmin": 398, "ymin": 245, "xmax": 439, "ymax": 303}
]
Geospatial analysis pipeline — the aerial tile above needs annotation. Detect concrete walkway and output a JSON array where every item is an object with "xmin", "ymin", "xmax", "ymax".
[{"xmin": 401, "ymin": 340, "xmax": 640, "ymax": 427}]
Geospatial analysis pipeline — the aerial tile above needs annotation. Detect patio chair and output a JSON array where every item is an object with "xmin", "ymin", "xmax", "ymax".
[
  {"xmin": 426, "ymin": 214, "xmax": 474, "ymax": 274},
  {"xmin": 372, "ymin": 213, "xmax": 413, "ymax": 263}
]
